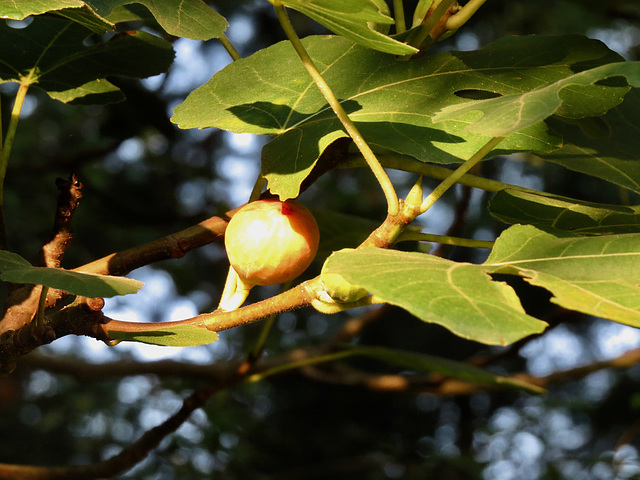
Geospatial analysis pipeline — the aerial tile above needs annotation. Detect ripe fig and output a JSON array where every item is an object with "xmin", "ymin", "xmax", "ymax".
[
  {"xmin": 219, "ymin": 199, "xmax": 319, "ymax": 311},
  {"xmin": 225, "ymin": 199, "xmax": 319, "ymax": 286}
]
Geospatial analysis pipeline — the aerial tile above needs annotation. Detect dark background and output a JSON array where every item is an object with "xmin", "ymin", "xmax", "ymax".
[{"xmin": 1, "ymin": 1, "xmax": 640, "ymax": 478}]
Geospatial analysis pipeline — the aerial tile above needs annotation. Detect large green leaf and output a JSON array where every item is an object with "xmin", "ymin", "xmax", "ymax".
[
  {"xmin": 278, "ymin": 0, "xmax": 416, "ymax": 55},
  {"xmin": 432, "ymin": 62, "xmax": 639, "ymax": 136},
  {"xmin": 0, "ymin": 0, "xmax": 84, "ymax": 18},
  {"xmin": 0, "ymin": 16, "xmax": 174, "ymax": 103},
  {"xmin": 539, "ymin": 89, "xmax": 640, "ymax": 193},
  {"xmin": 490, "ymin": 189, "xmax": 640, "ymax": 235},
  {"xmin": 0, "ymin": 251, "xmax": 143, "ymax": 298},
  {"xmin": 108, "ymin": 324, "xmax": 219, "ymax": 346},
  {"xmin": 0, "ymin": 0, "xmax": 227, "ymax": 39},
  {"xmin": 172, "ymin": 34, "xmax": 621, "ymax": 200},
  {"xmin": 322, "ymin": 248, "xmax": 547, "ymax": 345},
  {"xmin": 323, "ymin": 225, "xmax": 640, "ymax": 344},
  {"xmin": 486, "ymin": 225, "xmax": 640, "ymax": 328},
  {"xmin": 85, "ymin": 0, "xmax": 227, "ymax": 40}
]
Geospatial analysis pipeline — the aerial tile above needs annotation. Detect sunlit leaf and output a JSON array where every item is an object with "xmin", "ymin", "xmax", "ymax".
[
  {"xmin": 322, "ymin": 248, "xmax": 547, "ymax": 345},
  {"xmin": 0, "ymin": 0, "xmax": 84, "ymax": 19},
  {"xmin": 174, "ymin": 35, "xmax": 626, "ymax": 199},
  {"xmin": 85, "ymin": 0, "xmax": 227, "ymax": 40},
  {"xmin": 0, "ymin": 251, "xmax": 143, "ymax": 298},
  {"xmin": 47, "ymin": 79, "xmax": 124, "ymax": 104},
  {"xmin": 108, "ymin": 324, "xmax": 219, "ymax": 346},
  {"xmin": 322, "ymin": 224, "xmax": 640, "ymax": 344},
  {"xmin": 279, "ymin": 0, "xmax": 416, "ymax": 54},
  {"xmin": 432, "ymin": 61, "xmax": 639, "ymax": 136},
  {"xmin": 485, "ymin": 225, "xmax": 640, "ymax": 328},
  {"xmin": 0, "ymin": 0, "xmax": 227, "ymax": 39}
]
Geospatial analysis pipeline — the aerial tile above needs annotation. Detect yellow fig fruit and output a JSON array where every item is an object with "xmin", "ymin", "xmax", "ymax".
[{"xmin": 224, "ymin": 199, "xmax": 320, "ymax": 287}]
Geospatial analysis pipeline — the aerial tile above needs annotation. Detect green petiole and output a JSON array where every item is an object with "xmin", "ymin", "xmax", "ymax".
[
  {"xmin": 420, "ymin": 136, "xmax": 505, "ymax": 214},
  {"xmin": 0, "ymin": 81, "xmax": 30, "ymax": 206},
  {"xmin": 272, "ymin": 2, "xmax": 400, "ymax": 216},
  {"xmin": 396, "ymin": 231, "xmax": 494, "ymax": 249},
  {"xmin": 393, "ymin": 0, "xmax": 407, "ymax": 33}
]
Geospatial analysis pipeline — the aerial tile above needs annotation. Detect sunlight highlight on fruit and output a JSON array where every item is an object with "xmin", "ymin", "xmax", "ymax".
[{"xmin": 219, "ymin": 199, "xmax": 319, "ymax": 311}]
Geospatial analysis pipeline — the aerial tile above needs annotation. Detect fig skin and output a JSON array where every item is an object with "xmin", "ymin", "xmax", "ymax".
[{"xmin": 224, "ymin": 199, "xmax": 320, "ymax": 287}]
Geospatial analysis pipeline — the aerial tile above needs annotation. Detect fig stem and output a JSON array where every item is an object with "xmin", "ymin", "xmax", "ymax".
[
  {"xmin": 272, "ymin": 2, "xmax": 399, "ymax": 216},
  {"xmin": 218, "ymin": 266, "xmax": 254, "ymax": 312}
]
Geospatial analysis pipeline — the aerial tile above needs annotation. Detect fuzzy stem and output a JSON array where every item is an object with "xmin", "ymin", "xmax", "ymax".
[
  {"xmin": 420, "ymin": 136, "xmax": 505, "ymax": 213},
  {"xmin": 273, "ymin": 2, "xmax": 399, "ymax": 215},
  {"xmin": 393, "ymin": 0, "xmax": 407, "ymax": 33},
  {"xmin": 446, "ymin": 0, "xmax": 487, "ymax": 31},
  {"xmin": 0, "ymin": 82, "xmax": 29, "ymax": 206},
  {"xmin": 219, "ymin": 33, "xmax": 242, "ymax": 61},
  {"xmin": 396, "ymin": 231, "xmax": 494, "ymax": 249},
  {"xmin": 343, "ymin": 153, "xmax": 542, "ymax": 195},
  {"xmin": 249, "ymin": 175, "xmax": 266, "ymax": 202}
]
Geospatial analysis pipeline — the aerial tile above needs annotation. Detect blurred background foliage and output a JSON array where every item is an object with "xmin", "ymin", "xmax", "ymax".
[{"xmin": 1, "ymin": 0, "xmax": 640, "ymax": 479}]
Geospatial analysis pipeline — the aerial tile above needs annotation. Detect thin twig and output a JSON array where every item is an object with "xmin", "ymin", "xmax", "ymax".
[{"xmin": 40, "ymin": 174, "xmax": 83, "ymax": 269}]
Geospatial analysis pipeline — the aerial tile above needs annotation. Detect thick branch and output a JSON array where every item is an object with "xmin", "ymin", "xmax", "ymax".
[
  {"xmin": 75, "ymin": 207, "xmax": 239, "ymax": 276},
  {"xmin": 0, "ymin": 298, "xmax": 107, "ymax": 375}
]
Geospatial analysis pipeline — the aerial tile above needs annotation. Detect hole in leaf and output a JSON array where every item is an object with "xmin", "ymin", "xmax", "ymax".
[
  {"xmin": 454, "ymin": 89, "xmax": 502, "ymax": 100},
  {"xmin": 595, "ymin": 75, "xmax": 629, "ymax": 88}
]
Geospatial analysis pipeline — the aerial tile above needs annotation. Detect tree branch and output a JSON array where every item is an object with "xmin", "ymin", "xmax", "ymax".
[
  {"xmin": 74, "ymin": 207, "xmax": 240, "ymax": 276},
  {"xmin": 101, "ymin": 277, "xmax": 322, "ymax": 337},
  {"xmin": 0, "ymin": 298, "xmax": 107, "ymax": 375}
]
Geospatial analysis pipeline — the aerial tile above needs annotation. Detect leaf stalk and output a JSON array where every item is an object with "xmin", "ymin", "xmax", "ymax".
[
  {"xmin": 272, "ymin": 3, "xmax": 399, "ymax": 215},
  {"xmin": 446, "ymin": 0, "xmax": 488, "ymax": 31},
  {"xmin": 420, "ymin": 136, "xmax": 505, "ymax": 213},
  {"xmin": 393, "ymin": 0, "xmax": 407, "ymax": 33},
  {"xmin": 396, "ymin": 231, "xmax": 494, "ymax": 249},
  {"xmin": 0, "ymin": 81, "xmax": 30, "ymax": 206},
  {"xmin": 218, "ymin": 33, "xmax": 242, "ymax": 61}
]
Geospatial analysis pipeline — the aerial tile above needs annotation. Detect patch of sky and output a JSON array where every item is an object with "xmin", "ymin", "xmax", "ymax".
[
  {"xmin": 226, "ymin": 14, "xmax": 257, "ymax": 47},
  {"xmin": 588, "ymin": 22, "xmax": 640, "ymax": 60},
  {"xmin": 590, "ymin": 319, "xmax": 640, "ymax": 359},
  {"xmin": 520, "ymin": 324, "xmax": 588, "ymax": 377},
  {"xmin": 497, "ymin": 156, "xmax": 545, "ymax": 191}
]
